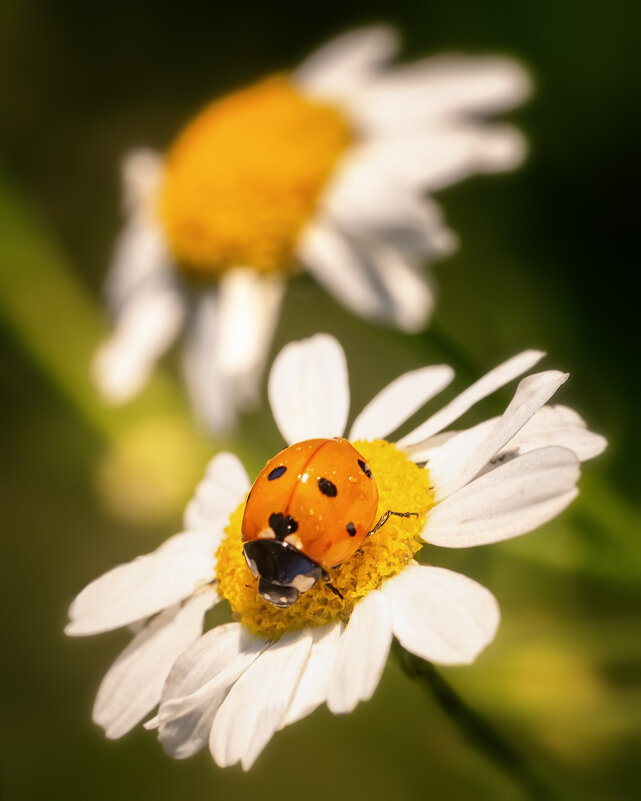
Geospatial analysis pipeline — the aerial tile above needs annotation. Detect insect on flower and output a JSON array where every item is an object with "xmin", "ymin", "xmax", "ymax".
[{"xmin": 242, "ymin": 437, "xmax": 417, "ymax": 607}]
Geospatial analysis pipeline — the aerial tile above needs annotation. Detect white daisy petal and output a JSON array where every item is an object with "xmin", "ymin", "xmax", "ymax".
[
  {"xmin": 66, "ymin": 530, "xmax": 218, "ymax": 636},
  {"xmin": 356, "ymin": 243, "xmax": 437, "ymax": 332},
  {"xmin": 300, "ymin": 220, "xmax": 436, "ymax": 332},
  {"xmin": 93, "ymin": 589, "xmax": 216, "ymax": 739},
  {"xmin": 293, "ymin": 26, "xmax": 399, "ymax": 102},
  {"xmin": 215, "ymin": 267, "xmax": 285, "ymax": 409},
  {"xmin": 299, "ymin": 219, "xmax": 401, "ymax": 323},
  {"xmin": 349, "ymin": 365, "xmax": 454, "ymax": 441},
  {"xmin": 209, "ymin": 630, "xmax": 313, "ymax": 770},
  {"xmin": 327, "ymin": 590, "xmax": 392, "ymax": 715},
  {"xmin": 268, "ymin": 333, "xmax": 349, "ymax": 444},
  {"xmin": 426, "ymin": 446, "xmax": 580, "ymax": 547},
  {"xmin": 402, "ymin": 431, "xmax": 458, "ymax": 463},
  {"xmin": 397, "ymin": 350, "xmax": 546, "ymax": 449},
  {"xmin": 382, "ymin": 564, "xmax": 499, "ymax": 665},
  {"xmin": 93, "ymin": 276, "xmax": 185, "ymax": 403},
  {"xmin": 151, "ymin": 623, "xmax": 268, "ymax": 759},
  {"xmin": 281, "ymin": 622, "xmax": 343, "ymax": 728},
  {"xmin": 184, "ymin": 452, "xmax": 250, "ymax": 535},
  {"xmin": 183, "ymin": 290, "xmax": 234, "ymax": 433},
  {"xmin": 105, "ymin": 150, "xmax": 167, "ymax": 312},
  {"xmin": 445, "ymin": 404, "xmax": 607, "ymax": 480},
  {"xmin": 120, "ymin": 148, "xmax": 164, "ymax": 217},
  {"xmin": 352, "ymin": 55, "xmax": 531, "ymax": 131},
  {"xmin": 182, "ymin": 273, "xmax": 283, "ymax": 433},
  {"xmin": 104, "ymin": 217, "xmax": 174, "ymax": 314},
  {"xmin": 509, "ymin": 405, "xmax": 608, "ymax": 462},
  {"xmin": 429, "ymin": 370, "xmax": 569, "ymax": 500},
  {"xmin": 321, "ymin": 159, "xmax": 457, "ymax": 256},
  {"xmin": 350, "ymin": 126, "xmax": 527, "ymax": 193}
]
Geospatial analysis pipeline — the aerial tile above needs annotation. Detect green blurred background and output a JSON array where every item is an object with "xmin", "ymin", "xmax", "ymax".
[{"xmin": 1, "ymin": 1, "xmax": 639, "ymax": 799}]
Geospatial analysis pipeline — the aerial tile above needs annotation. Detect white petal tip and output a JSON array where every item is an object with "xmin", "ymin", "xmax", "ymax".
[
  {"xmin": 480, "ymin": 128, "xmax": 529, "ymax": 172},
  {"xmin": 64, "ymin": 621, "xmax": 82, "ymax": 637},
  {"xmin": 585, "ymin": 434, "xmax": 608, "ymax": 459},
  {"xmin": 92, "ymin": 345, "xmax": 143, "ymax": 404}
]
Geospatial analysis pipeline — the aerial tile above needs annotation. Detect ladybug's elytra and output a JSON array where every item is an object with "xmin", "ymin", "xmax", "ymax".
[{"xmin": 241, "ymin": 437, "xmax": 416, "ymax": 608}]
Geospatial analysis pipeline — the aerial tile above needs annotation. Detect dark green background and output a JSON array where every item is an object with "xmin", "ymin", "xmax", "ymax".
[{"xmin": 1, "ymin": 1, "xmax": 639, "ymax": 799}]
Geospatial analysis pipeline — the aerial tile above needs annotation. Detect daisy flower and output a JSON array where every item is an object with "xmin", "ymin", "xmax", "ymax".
[
  {"xmin": 68, "ymin": 334, "xmax": 605, "ymax": 768},
  {"xmin": 93, "ymin": 26, "xmax": 531, "ymax": 431}
]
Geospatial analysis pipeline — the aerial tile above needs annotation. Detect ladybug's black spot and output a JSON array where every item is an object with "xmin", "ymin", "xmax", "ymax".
[
  {"xmin": 318, "ymin": 477, "xmax": 338, "ymax": 497},
  {"xmin": 346, "ymin": 522, "xmax": 356, "ymax": 537},
  {"xmin": 269, "ymin": 512, "xmax": 299, "ymax": 541},
  {"xmin": 268, "ymin": 465, "xmax": 287, "ymax": 481},
  {"xmin": 358, "ymin": 459, "xmax": 372, "ymax": 478}
]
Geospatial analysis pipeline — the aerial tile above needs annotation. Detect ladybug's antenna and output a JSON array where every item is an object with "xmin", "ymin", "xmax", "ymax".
[{"xmin": 368, "ymin": 510, "xmax": 419, "ymax": 537}]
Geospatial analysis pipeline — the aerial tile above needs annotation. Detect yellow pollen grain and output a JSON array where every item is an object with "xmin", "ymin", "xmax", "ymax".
[
  {"xmin": 215, "ymin": 440, "xmax": 433, "ymax": 640},
  {"xmin": 159, "ymin": 75, "xmax": 352, "ymax": 279}
]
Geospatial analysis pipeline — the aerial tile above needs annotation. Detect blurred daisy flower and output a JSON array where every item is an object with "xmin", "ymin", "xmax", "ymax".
[
  {"xmin": 68, "ymin": 334, "xmax": 605, "ymax": 768},
  {"xmin": 93, "ymin": 27, "xmax": 531, "ymax": 431}
]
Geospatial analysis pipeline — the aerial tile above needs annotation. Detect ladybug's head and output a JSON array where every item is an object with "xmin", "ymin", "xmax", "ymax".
[{"xmin": 243, "ymin": 540, "xmax": 324, "ymax": 608}]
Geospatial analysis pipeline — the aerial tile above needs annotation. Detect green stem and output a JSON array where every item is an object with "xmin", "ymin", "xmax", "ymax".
[{"xmin": 394, "ymin": 643, "xmax": 559, "ymax": 800}]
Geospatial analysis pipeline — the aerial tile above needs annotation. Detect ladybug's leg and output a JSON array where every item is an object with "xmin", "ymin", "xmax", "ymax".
[
  {"xmin": 368, "ymin": 510, "xmax": 419, "ymax": 536},
  {"xmin": 321, "ymin": 570, "xmax": 344, "ymax": 600}
]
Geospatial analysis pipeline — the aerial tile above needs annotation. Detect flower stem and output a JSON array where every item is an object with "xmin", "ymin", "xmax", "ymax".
[{"xmin": 394, "ymin": 643, "xmax": 559, "ymax": 800}]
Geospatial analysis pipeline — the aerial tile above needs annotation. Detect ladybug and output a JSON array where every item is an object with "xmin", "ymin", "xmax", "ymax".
[{"xmin": 241, "ymin": 437, "xmax": 416, "ymax": 608}]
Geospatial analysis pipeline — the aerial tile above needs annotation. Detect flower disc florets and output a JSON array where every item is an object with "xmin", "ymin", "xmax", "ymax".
[
  {"xmin": 216, "ymin": 440, "xmax": 433, "ymax": 639},
  {"xmin": 159, "ymin": 75, "xmax": 352, "ymax": 279}
]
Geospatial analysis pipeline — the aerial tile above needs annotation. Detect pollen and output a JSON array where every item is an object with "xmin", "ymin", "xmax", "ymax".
[
  {"xmin": 159, "ymin": 75, "xmax": 352, "ymax": 279},
  {"xmin": 215, "ymin": 440, "xmax": 433, "ymax": 640}
]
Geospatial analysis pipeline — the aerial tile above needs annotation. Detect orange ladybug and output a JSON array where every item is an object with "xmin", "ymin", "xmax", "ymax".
[{"xmin": 242, "ymin": 437, "xmax": 415, "ymax": 608}]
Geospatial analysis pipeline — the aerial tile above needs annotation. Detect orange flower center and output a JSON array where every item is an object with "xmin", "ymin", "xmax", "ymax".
[{"xmin": 159, "ymin": 75, "xmax": 352, "ymax": 279}]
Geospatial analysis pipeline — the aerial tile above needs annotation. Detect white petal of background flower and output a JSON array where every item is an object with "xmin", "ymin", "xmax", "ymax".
[
  {"xmin": 327, "ymin": 590, "xmax": 392, "ymax": 715},
  {"xmin": 397, "ymin": 349, "xmax": 545, "ymax": 449},
  {"xmin": 66, "ymin": 530, "xmax": 218, "ymax": 635},
  {"xmin": 209, "ymin": 630, "xmax": 314, "ymax": 770},
  {"xmin": 293, "ymin": 26, "xmax": 400, "ymax": 103},
  {"xmin": 280, "ymin": 621, "xmax": 343, "ymax": 728},
  {"xmin": 349, "ymin": 364, "xmax": 454, "ymax": 441},
  {"xmin": 321, "ymin": 159, "xmax": 457, "ymax": 256},
  {"xmin": 183, "ymin": 452, "xmax": 250, "ymax": 535},
  {"xmin": 93, "ymin": 589, "xmax": 216, "ymax": 739},
  {"xmin": 93, "ymin": 278, "xmax": 185, "ymax": 403},
  {"xmin": 351, "ymin": 55, "xmax": 531, "ymax": 132},
  {"xmin": 215, "ymin": 268, "xmax": 285, "ymax": 408},
  {"xmin": 268, "ymin": 333, "xmax": 349, "ymax": 444},
  {"xmin": 120, "ymin": 148, "xmax": 165, "ymax": 218},
  {"xmin": 352, "ymin": 242, "xmax": 436, "ymax": 332},
  {"xmin": 382, "ymin": 564, "xmax": 500, "ymax": 665},
  {"xmin": 150, "ymin": 623, "xmax": 267, "ymax": 759},
  {"xmin": 104, "ymin": 217, "xmax": 174, "ymax": 315},
  {"xmin": 183, "ymin": 273, "xmax": 283, "ymax": 433},
  {"xmin": 428, "ymin": 370, "xmax": 568, "ymax": 500},
  {"xmin": 298, "ymin": 219, "xmax": 416, "ymax": 326},
  {"xmin": 106, "ymin": 148, "xmax": 167, "ymax": 312},
  {"xmin": 426, "ymin": 446, "xmax": 580, "ymax": 547},
  {"xmin": 183, "ymin": 290, "xmax": 234, "ymax": 433},
  {"xmin": 351, "ymin": 126, "xmax": 527, "ymax": 192}
]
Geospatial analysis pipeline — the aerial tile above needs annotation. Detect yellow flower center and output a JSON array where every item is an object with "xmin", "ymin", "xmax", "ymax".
[
  {"xmin": 159, "ymin": 75, "xmax": 352, "ymax": 279},
  {"xmin": 215, "ymin": 440, "xmax": 433, "ymax": 639}
]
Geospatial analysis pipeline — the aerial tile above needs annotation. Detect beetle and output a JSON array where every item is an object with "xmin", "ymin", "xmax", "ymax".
[{"xmin": 241, "ymin": 437, "xmax": 416, "ymax": 607}]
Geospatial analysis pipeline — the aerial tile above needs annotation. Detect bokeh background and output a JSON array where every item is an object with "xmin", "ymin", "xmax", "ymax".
[{"xmin": 1, "ymin": 1, "xmax": 639, "ymax": 799}]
